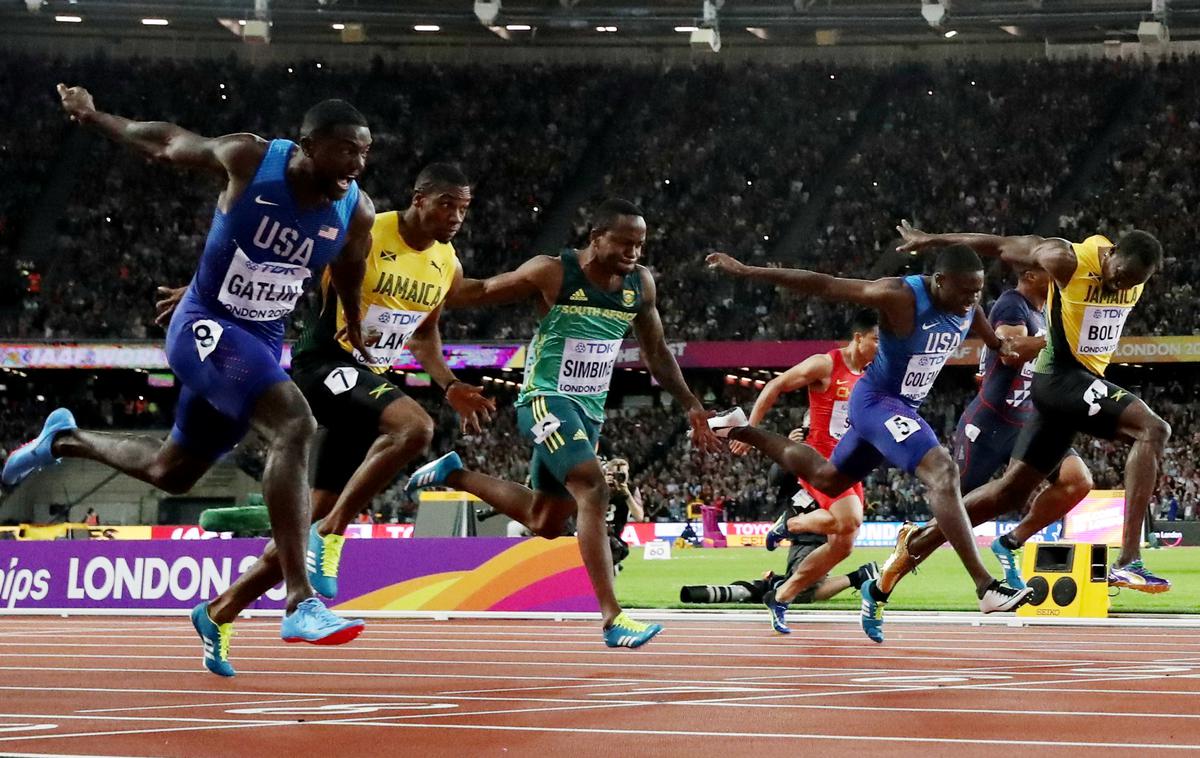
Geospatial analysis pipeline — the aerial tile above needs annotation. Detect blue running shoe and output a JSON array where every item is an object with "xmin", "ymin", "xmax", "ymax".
[
  {"xmin": 603, "ymin": 612, "xmax": 663, "ymax": 649},
  {"xmin": 1108, "ymin": 560, "xmax": 1171, "ymax": 594},
  {"xmin": 2, "ymin": 408, "xmax": 76, "ymax": 487},
  {"xmin": 990, "ymin": 537, "xmax": 1025, "ymax": 590},
  {"xmin": 280, "ymin": 597, "xmax": 364, "ymax": 645},
  {"xmin": 764, "ymin": 589, "xmax": 791, "ymax": 634},
  {"xmin": 191, "ymin": 602, "xmax": 235, "ymax": 677},
  {"xmin": 405, "ymin": 451, "xmax": 463, "ymax": 498},
  {"xmin": 764, "ymin": 511, "xmax": 789, "ymax": 552},
  {"xmin": 306, "ymin": 522, "xmax": 345, "ymax": 599},
  {"xmin": 859, "ymin": 579, "xmax": 885, "ymax": 644}
]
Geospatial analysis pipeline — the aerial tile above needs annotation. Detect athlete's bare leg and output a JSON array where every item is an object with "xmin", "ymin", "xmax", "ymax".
[
  {"xmin": 319, "ymin": 396, "xmax": 434, "ymax": 536},
  {"xmin": 726, "ymin": 426, "xmax": 858, "ymax": 496},
  {"xmin": 1008, "ymin": 455, "xmax": 1092, "ymax": 545},
  {"xmin": 776, "ymin": 496, "xmax": 862, "ymax": 603}
]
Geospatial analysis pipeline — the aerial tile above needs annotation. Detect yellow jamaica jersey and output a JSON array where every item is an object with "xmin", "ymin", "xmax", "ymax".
[
  {"xmin": 295, "ymin": 211, "xmax": 457, "ymax": 373},
  {"xmin": 1036, "ymin": 234, "xmax": 1143, "ymax": 377}
]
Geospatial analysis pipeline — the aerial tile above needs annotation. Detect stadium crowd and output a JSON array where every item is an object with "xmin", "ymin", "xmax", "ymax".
[
  {"xmin": 4, "ymin": 55, "xmax": 1200, "ymax": 340},
  {"xmin": 4, "ymin": 53, "xmax": 1200, "ymax": 526}
]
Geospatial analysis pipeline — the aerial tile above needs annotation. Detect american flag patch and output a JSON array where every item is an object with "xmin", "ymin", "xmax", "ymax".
[{"xmin": 318, "ymin": 225, "xmax": 338, "ymax": 240}]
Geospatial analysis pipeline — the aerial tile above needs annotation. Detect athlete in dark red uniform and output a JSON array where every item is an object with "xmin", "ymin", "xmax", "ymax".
[{"xmin": 729, "ymin": 310, "xmax": 879, "ymax": 633}]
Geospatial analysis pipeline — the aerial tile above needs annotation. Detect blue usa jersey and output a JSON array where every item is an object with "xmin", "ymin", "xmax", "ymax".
[
  {"xmin": 977, "ymin": 289, "xmax": 1044, "ymax": 423},
  {"xmin": 858, "ymin": 275, "xmax": 972, "ymax": 409},
  {"xmin": 185, "ymin": 139, "xmax": 359, "ymax": 346}
]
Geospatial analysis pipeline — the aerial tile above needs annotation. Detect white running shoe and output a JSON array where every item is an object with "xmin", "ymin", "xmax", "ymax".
[
  {"xmin": 978, "ymin": 581, "xmax": 1034, "ymax": 614},
  {"xmin": 707, "ymin": 407, "xmax": 749, "ymax": 438}
]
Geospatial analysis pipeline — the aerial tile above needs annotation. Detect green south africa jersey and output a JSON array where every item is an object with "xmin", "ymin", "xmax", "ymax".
[{"xmin": 516, "ymin": 249, "xmax": 643, "ymax": 422}]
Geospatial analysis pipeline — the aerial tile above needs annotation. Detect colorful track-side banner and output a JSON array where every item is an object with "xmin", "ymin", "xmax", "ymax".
[
  {"xmin": 0, "ymin": 537, "xmax": 596, "ymax": 613},
  {"xmin": 6, "ymin": 336, "xmax": 1199, "ymax": 370}
]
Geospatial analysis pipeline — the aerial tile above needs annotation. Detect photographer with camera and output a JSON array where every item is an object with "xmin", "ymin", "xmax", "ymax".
[{"xmin": 603, "ymin": 456, "xmax": 644, "ymax": 573}]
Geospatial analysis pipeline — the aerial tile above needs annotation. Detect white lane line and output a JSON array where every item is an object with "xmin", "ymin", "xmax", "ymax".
[
  {"xmin": 0, "ymin": 713, "xmax": 292, "ymax": 726},
  {"xmin": 0, "ymin": 721, "xmax": 300, "ymax": 744},
  {"xmin": 257, "ymin": 718, "xmax": 1200, "ymax": 750},
  {"xmin": 699, "ymin": 701, "xmax": 1200, "ymax": 720},
  {"xmin": 77, "ymin": 697, "xmax": 328, "ymax": 714},
  {"xmin": 686, "ymin": 671, "xmax": 1196, "ymax": 706},
  {"xmin": 0, "ymin": 648, "xmax": 1165, "ymax": 668},
  {"xmin": 5, "ymin": 663, "xmax": 1200, "ymax": 698},
  {"xmin": 8, "ymin": 619, "xmax": 1200, "ymax": 644},
  {"xmin": 3, "ymin": 637, "xmax": 1186, "ymax": 658},
  {"xmin": 0, "ymin": 753, "xmax": 159, "ymax": 758}
]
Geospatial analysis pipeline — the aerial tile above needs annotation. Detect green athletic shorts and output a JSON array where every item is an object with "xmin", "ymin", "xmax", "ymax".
[{"xmin": 516, "ymin": 395, "xmax": 603, "ymax": 498}]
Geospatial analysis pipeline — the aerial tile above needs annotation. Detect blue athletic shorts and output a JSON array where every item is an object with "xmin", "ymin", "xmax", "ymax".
[
  {"xmin": 830, "ymin": 387, "xmax": 941, "ymax": 480},
  {"xmin": 165, "ymin": 296, "xmax": 290, "ymax": 460}
]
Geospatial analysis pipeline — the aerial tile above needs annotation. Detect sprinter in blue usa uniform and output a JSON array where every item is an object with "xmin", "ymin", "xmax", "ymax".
[
  {"xmin": 2, "ymin": 85, "xmax": 375, "ymax": 673},
  {"xmin": 706, "ymin": 246, "xmax": 1039, "ymax": 643}
]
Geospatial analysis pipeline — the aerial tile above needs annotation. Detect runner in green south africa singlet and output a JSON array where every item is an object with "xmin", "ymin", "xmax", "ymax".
[{"xmin": 515, "ymin": 249, "xmax": 642, "ymax": 493}]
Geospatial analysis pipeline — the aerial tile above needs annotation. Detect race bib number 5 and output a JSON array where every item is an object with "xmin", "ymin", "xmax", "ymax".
[
  {"xmin": 884, "ymin": 414, "xmax": 921, "ymax": 443},
  {"xmin": 218, "ymin": 247, "xmax": 311, "ymax": 322},
  {"xmin": 557, "ymin": 338, "xmax": 623, "ymax": 396}
]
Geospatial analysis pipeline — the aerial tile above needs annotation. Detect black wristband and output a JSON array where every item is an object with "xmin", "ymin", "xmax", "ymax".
[{"xmin": 442, "ymin": 380, "xmax": 463, "ymax": 396}]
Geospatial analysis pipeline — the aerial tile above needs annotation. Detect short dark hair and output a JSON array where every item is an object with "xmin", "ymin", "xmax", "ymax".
[
  {"xmin": 934, "ymin": 244, "xmax": 983, "ymax": 274},
  {"xmin": 1114, "ymin": 230, "xmax": 1163, "ymax": 273},
  {"xmin": 591, "ymin": 198, "xmax": 644, "ymax": 234},
  {"xmin": 850, "ymin": 308, "xmax": 879, "ymax": 336},
  {"xmin": 414, "ymin": 163, "xmax": 471, "ymax": 195},
  {"xmin": 301, "ymin": 99, "xmax": 368, "ymax": 137}
]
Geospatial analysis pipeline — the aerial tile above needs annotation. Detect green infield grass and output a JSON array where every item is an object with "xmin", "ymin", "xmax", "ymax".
[{"xmin": 616, "ymin": 544, "xmax": 1200, "ymax": 613}]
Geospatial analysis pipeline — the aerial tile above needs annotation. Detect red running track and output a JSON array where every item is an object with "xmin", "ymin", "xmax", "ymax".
[{"xmin": 1, "ymin": 616, "xmax": 1199, "ymax": 757}]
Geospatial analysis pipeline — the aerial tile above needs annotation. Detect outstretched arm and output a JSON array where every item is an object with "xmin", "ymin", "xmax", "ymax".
[
  {"xmin": 445, "ymin": 256, "xmax": 557, "ymax": 309},
  {"xmin": 632, "ymin": 269, "xmax": 721, "ymax": 454},
  {"xmin": 57, "ymin": 84, "xmax": 264, "ymax": 180},
  {"xmin": 746, "ymin": 355, "xmax": 832, "ymax": 428},
  {"xmin": 706, "ymin": 252, "xmax": 913, "ymax": 331},
  {"xmin": 410, "ymin": 265, "xmax": 497, "ymax": 434},
  {"xmin": 729, "ymin": 353, "xmax": 833, "ymax": 457},
  {"xmin": 328, "ymin": 192, "xmax": 377, "ymax": 361},
  {"xmin": 895, "ymin": 220, "xmax": 1077, "ymax": 288}
]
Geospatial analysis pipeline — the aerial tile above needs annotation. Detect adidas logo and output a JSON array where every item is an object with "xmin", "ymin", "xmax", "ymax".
[
  {"xmin": 573, "ymin": 429, "xmax": 588, "ymax": 441},
  {"xmin": 569, "ymin": 289, "xmax": 588, "ymax": 302}
]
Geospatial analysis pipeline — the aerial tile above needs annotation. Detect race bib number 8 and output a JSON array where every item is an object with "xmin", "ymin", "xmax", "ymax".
[
  {"xmin": 557, "ymin": 338, "xmax": 623, "ymax": 396},
  {"xmin": 192, "ymin": 319, "xmax": 223, "ymax": 362},
  {"xmin": 1077, "ymin": 306, "xmax": 1130, "ymax": 357},
  {"xmin": 218, "ymin": 247, "xmax": 311, "ymax": 322}
]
